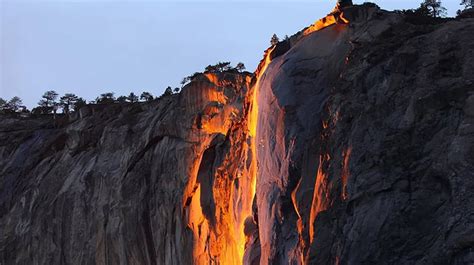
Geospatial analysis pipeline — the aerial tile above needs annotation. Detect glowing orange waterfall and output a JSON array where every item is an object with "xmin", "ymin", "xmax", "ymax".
[
  {"xmin": 182, "ymin": 73, "xmax": 257, "ymax": 265},
  {"xmin": 248, "ymin": 45, "xmax": 276, "ymax": 210},
  {"xmin": 184, "ymin": 4, "xmax": 351, "ymax": 263},
  {"xmin": 222, "ymin": 48, "xmax": 279, "ymax": 264}
]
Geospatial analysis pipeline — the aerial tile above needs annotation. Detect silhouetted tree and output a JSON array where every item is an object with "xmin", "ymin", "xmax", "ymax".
[
  {"xmin": 461, "ymin": 0, "xmax": 473, "ymax": 9},
  {"xmin": 116, "ymin": 96, "xmax": 127, "ymax": 103},
  {"xmin": 174, "ymin": 87, "xmax": 180, "ymax": 93},
  {"xmin": 217, "ymin": 62, "xmax": 231, "ymax": 72},
  {"xmin": 0, "ymin": 98, "xmax": 6, "ymax": 111},
  {"xmin": 10, "ymin": 96, "xmax": 23, "ymax": 111},
  {"xmin": 235, "ymin": 62, "xmax": 246, "ymax": 72},
  {"xmin": 181, "ymin": 77, "xmax": 190, "ymax": 88},
  {"xmin": 421, "ymin": 0, "xmax": 447, "ymax": 17},
  {"xmin": 74, "ymin": 98, "xmax": 87, "ymax": 111},
  {"xmin": 140, "ymin": 92, "xmax": 154, "ymax": 101},
  {"xmin": 38, "ymin": 90, "xmax": 58, "ymax": 114},
  {"xmin": 204, "ymin": 62, "xmax": 231, "ymax": 73},
  {"xmin": 96, "ymin": 92, "xmax": 115, "ymax": 104},
  {"xmin": 205, "ymin": 65, "xmax": 217, "ymax": 73},
  {"xmin": 127, "ymin": 92, "xmax": 139, "ymax": 103},
  {"xmin": 31, "ymin": 107, "xmax": 46, "ymax": 115},
  {"xmin": 59, "ymin": 93, "xmax": 79, "ymax": 114},
  {"xmin": 3, "ymin": 97, "xmax": 25, "ymax": 113},
  {"xmin": 413, "ymin": 4, "xmax": 431, "ymax": 16},
  {"xmin": 270, "ymin": 34, "xmax": 279, "ymax": 46},
  {"xmin": 161, "ymin": 86, "xmax": 173, "ymax": 98},
  {"xmin": 189, "ymin": 72, "xmax": 201, "ymax": 81}
]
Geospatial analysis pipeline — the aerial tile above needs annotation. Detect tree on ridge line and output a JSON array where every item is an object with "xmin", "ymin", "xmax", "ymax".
[{"xmin": 421, "ymin": 0, "xmax": 447, "ymax": 17}]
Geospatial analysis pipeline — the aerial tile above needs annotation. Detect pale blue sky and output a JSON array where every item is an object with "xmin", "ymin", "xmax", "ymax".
[{"xmin": 1, "ymin": 0, "xmax": 461, "ymax": 107}]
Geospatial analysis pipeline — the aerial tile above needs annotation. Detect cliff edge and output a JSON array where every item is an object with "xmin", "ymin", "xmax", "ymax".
[{"xmin": 1, "ymin": 4, "xmax": 474, "ymax": 265}]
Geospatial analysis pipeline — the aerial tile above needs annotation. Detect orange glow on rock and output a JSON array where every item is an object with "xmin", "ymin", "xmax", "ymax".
[
  {"xmin": 303, "ymin": 7, "xmax": 349, "ymax": 36},
  {"xmin": 187, "ymin": 184, "xmax": 211, "ymax": 264},
  {"xmin": 291, "ymin": 177, "xmax": 303, "ymax": 223},
  {"xmin": 291, "ymin": 177, "xmax": 306, "ymax": 264},
  {"xmin": 254, "ymin": 46, "xmax": 276, "ymax": 83},
  {"xmin": 309, "ymin": 154, "xmax": 330, "ymax": 244},
  {"xmin": 182, "ymin": 73, "xmax": 257, "ymax": 265},
  {"xmin": 185, "ymin": 3, "xmax": 350, "ymax": 262},
  {"xmin": 204, "ymin": 73, "xmax": 220, "ymax": 87},
  {"xmin": 341, "ymin": 147, "xmax": 352, "ymax": 200}
]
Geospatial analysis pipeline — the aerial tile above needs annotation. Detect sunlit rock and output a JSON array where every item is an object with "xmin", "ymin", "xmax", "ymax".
[{"xmin": 1, "ymin": 3, "xmax": 474, "ymax": 265}]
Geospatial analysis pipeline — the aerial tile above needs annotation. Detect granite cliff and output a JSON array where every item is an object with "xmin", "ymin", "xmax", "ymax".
[{"xmin": 1, "ymin": 4, "xmax": 474, "ymax": 265}]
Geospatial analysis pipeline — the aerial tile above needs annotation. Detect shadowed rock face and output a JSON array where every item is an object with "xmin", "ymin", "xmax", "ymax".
[
  {"xmin": 249, "ymin": 5, "xmax": 474, "ymax": 265},
  {"xmin": 1, "ymin": 4, "xmax": 474, "ymax": 265}
]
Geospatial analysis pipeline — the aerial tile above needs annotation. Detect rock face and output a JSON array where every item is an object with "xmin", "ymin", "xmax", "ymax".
[
  {"xmin": 0, "ymin": 73, "xmax": 256, "ymax": 265},
  {"xmin": 1, "ymin": 4, "xmax": 474, "ymax": 265}
]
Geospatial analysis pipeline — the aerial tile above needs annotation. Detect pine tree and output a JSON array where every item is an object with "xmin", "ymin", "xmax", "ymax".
[
  {"xmin": 205, "ymin": 65, "xmax": 217, "ymax": 73},
  {"xmin": 127, "ymin": 92, "xmax": 139, "ymax": 103},
  {"xmin": 38, "ymin": 90, "xmax": 59, "ymax": 114},
  {"xmin": 161, "ymin": 86, "xmax": 173, "ymax": 98},
  {"xmin": 216, "ymin": 62, "xmax": 231, "ymax": 72},
  {"xmin": 6, "ymin": 97, "xmax": 24, "ymax": 112},
  {"xmin": 181, "ymin": 77, "xmax": 190, "ymax": 88},
  {"xmin": 96, "ymin": 92, "xmax": 115, "ymax": 104},
  {"xmin": 270, "ymin": 34, "xmax": 279, "ymax": 46},
  {"xmin": 140, "ymin": 92, "xmax": 154, "ymax": 102},
  {"xmin": 116, "ymin": 96, "xmax": 128, "ymax": 103},
  {"xmin": 236, "ymin": 62, "xmax": 246, "ymax": 72},
  {"xmin": 421, "ymin": 0, "xmax": 447, "ymax": 17},
  {"xmin": 59, "ymin": 93, "xmax": 79, "ymax": 114},
  {"xmin": 461, "ymin": 0, "xmax": 473, "ymax": 9},
  {"xmin": 0, "ymin": 98, "xmax": 6, "ymax": 111},
  {"xmin": 74, "ymin": 98, "xmax": 87, "ymax": 111}
]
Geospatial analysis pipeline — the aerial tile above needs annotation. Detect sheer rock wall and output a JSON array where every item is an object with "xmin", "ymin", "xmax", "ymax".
[{"xmin": 1, "ymin": 4, "xmax": 474, "ymax": 265}]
